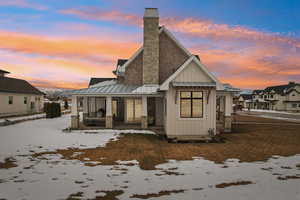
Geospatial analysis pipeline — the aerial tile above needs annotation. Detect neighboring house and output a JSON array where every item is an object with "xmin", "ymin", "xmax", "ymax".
[
  {"xmin": 0, "ymin": 70, "xmax": 44, "ymax": 117},
  {"xmin": 70, "ymin": 8, "xmax": 239, "ymax": 140},
  {"xmin": 237, "ymin": 94, "xmax": 253, "ymax": 109},
  {"xmin": 250, "ymin": 82, "xmax": 300, "ymax": 112}
]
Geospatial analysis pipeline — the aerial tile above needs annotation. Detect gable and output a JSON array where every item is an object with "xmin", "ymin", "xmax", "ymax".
[
  {"xmin": 174, "ymin": 60, "xmax": 213, "ymax": 83},
  {"xmin": 119, "ymin": 27, "xmax": 191, "ymax": 85},
  {"xmin": 159, "ymin": 29, "xmax": 190, "ymax": 84},
  {"xmin": 122, "ymin": 50, "xmax": 143, "ymax": 85},
  {"xmin": 160, "ymin": 56, "xmax": 223, "ymax": 91}
]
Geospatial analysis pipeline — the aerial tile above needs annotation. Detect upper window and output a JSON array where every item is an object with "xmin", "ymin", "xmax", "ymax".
[
  {"xmin": 180, "ymin": 91, "xmax": 203, "ymax": 118},
  {"xmin": 8, "ymin": 96, "xmax": 13, "ymax": 105}
]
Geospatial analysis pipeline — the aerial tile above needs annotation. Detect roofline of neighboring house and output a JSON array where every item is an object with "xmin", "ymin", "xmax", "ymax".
[
  {"xmin": 0, "ymin": 76, "xmax": 45, "ymax": 95},
  {"xmin": 0, "ymin": 69, "xmax": 10, "ymax": 74}
]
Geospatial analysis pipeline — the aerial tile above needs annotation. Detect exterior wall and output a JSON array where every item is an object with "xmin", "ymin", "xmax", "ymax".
[
  {"xmin": 285, "ymin": 102, "xmax": 300, "ymax": 112},
  {"xmin": 159, "ymin": 31, "xmax": 189, "ymax": 84},
  {"xmin": 121, "ymin": 30, "xmax": 189, "ymax": 85},
  {"xmin": 0, "ymin": 92, "xmax": 43, "ymax": 117},
  {"xmin": 174, "ymin": 60, "xmax": 213, "ymax": 83},
  {"xmin": 165, "ymin": 87, "xmax": 216, "ymax": 137},
  {"xmin": 123, "ymin": 50, "xmax": 143, "ymax": 85}
]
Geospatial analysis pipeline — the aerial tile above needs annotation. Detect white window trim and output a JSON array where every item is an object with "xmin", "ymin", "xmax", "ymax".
[{"xmin": 176, "ymin": 90, "xmax": 206, "ymax": 121}]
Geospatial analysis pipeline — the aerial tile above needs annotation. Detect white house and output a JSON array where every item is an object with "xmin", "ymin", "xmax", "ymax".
[
  {"xmin": 250, "ymin": 82, "xmax": 300, "ymax": 112},
  {"xmin": 70, "ymin": 8, "xmax": 239, "ymax": 140},
  {"xmin": 0, "ymin": 69, "xmax": 44, "ymax": 117}
]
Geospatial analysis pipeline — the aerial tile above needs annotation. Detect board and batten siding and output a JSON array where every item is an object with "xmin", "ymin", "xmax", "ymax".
[
  {"xmin": 164, "ymin": 59, "xmax": 216, "ymax": 137},
  {"xmin": 165, "ymin": 87, "xmax": 216, "ymax": 136},
  {"xmin": 174, "ymin": 60, "xmax": 214, "ymax": 83},
  {"xmin": 0, "ymin": 92, "xmax": 44, "ymax": 117}
]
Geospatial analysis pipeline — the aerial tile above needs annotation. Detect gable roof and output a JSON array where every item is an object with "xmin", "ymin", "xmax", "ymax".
[
  {"xmin": 0, "ymin": 77, "xmax": 44, "ymax": 95},
  {"xmin": 117, "ymin": 59, "xmax": 128, "ymax": 67},
  {"xmin": 160, "ymin": 56, "xmax": 224, "ymax": 91},
  {"xmin": 240, "ymin": 94, "xmax": 252, "ymax": 100},
  {"xmin": 0, "ymin": 69, "xmax": 10, "ymax": 74},
  {"xmin": 264, "ymin": 82, "xmax": 299, "ymax": 95},
  {"xmin": 117, "ymin": 26, "xmax": 192, "ymax": 75},
  {"xmin": 88, "ymin": 78, "xmax": 116, "ymax": 87}
]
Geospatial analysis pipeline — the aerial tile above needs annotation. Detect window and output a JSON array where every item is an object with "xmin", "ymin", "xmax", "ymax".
[
  {"xmin": 292, "ymin": 104, "xmax": 297, "ymax": 108},
  {"xmin": 24, "ymin": 97, "xmax": 28, "ymax": 104},
  {"xmin": 126, "ymin": 99, "xmax": 142, "ymax": 122},
  {"xmin": 180, "ymin": 91, "xmax": 203, "ymax": 118},
  {"xmin": 270, "ymin": 94, "xmax": 273, "ymax": 98},
  {"xmin": 8, "ymin": 96, "xmax": 13, "ymax": 104}
]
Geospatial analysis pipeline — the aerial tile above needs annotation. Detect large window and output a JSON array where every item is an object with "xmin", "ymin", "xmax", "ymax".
[
  {"xmin": 180, "ymin": 91, "xmax": 203, "ymax": 118},
  {"xmin": 126, "ymin": 99, "xmax": 142, "ymax": 122}
]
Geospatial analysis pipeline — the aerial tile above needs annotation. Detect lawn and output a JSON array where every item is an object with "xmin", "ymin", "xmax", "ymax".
[{"xmin": 33, "ymin": 116, "xmax": 300, "ymax": 170}]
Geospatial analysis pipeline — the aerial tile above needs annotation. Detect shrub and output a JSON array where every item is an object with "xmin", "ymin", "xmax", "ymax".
[{"xmin": 44, "ymin": 102, "xmax": 61, "ymax": 118}]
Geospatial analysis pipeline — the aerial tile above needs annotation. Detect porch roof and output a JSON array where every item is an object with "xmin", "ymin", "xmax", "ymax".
[
  {"xmin": 172, "ymin": 82, "xmax": 216, "ymax": 87},
  {"xmin": 71, "ymin": 83, "xmax": 160, "ymax": 96}
]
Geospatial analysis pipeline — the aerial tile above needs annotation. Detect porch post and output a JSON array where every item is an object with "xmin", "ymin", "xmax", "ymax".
[
  {"xmin": 224, "ymin": 93, "xmax": 233, "ymax": 132},
  {"xmin": 141, "ymin": 96, "xmax": 148, "ymax": 129},
  {"xmin": 105, "ymin": 96, "xmax": 113, "ymax": 128},
  {"xmin": 219, "ymin": 96, "xmax": 225, "ymax": 123},
  {"xmin": 71, "ymin": 95, "xmax": 79, "ymax": 129},
  {"xmin": 82, "ymin": 96, "xmax": 88, "ymax": 123}
]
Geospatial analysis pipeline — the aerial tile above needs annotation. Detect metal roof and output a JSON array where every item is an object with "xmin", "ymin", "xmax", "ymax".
[
  {"xmin": 132, "ymin": 84, "xmax": 159, "ymax": 94},
  {"xmin": 172, "ymin": 82, "xmax": 216, "ymax": 87},
  {"xmin": 71, "ymin": 84, "xmax": 140, "ymax": 95},
  {"xmin": 71, "ymin": 83, "xmax": 162, "ymax": 96}
]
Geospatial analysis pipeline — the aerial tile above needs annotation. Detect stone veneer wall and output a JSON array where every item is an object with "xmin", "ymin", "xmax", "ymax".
[
  {"xmin": 123, "ymin": 50, "xmax": 143, "ymax": 85},
  {"xmin": 143, "ymin": 17, "xmax": 159, "ymax": 84},
  {"xmin": 159, "ymin": 31, "xmax": 189, "ymax": 84}
]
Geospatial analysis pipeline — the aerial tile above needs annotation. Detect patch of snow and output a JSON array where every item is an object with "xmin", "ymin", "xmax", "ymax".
[
  {"xmin": 243, "ymin": 109, "xmax": 300, "ymax": 115},
  {"xmin": 1, "ymin": 116, "xmax": 300, "ymax": 200}
]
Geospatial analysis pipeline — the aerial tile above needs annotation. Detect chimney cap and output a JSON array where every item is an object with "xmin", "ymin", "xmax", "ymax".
[{"xmin": 144, "ymin": 8, "xmax": 159, "ymax": 18}]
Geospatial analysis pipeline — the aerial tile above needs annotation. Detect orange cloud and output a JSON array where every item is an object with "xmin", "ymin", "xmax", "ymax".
[
  {"xmin": 60, "ymin": 9, "xmax": 300, "ymax": 49},
  {"xmin": 0, "ymin": 30, "xmax": 139, "ymax": 60}
]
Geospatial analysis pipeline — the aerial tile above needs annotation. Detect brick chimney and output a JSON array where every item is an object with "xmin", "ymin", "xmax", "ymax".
[{"xmin": 143, "ymin": 8, "xmax": 159, "ymax": 85}]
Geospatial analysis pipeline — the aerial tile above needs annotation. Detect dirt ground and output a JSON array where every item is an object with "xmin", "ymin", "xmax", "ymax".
[{"xmin": 33, "ymin": 114, "xmax": 300, "ymax": 170}]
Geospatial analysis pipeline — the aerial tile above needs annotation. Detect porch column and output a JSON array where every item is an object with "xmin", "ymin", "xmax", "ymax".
[
  {"xmin": 219, "ymin": 96, "xmax": 225, "ymax": 123},
  {"xmin": 224, "ymin": 93, "xmax": 233, "ymax": 132},
  {"xmin": 82, "ymin": 96, "xmax": 88, "ymax": 123},
  {"xmin": 141, "ymin": 96, "xmax": 148, "ymax": 129},
  {"xmin": 105, "ymin": 96, "xmax": 113, "ymax": 128},
  {"xmin": 71, "ymin": 95, "xmax": 79, "ymax": 129}
]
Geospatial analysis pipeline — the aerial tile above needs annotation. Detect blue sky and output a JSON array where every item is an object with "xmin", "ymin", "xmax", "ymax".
[{"xmin": 0, "ymin": 0, "xmax": 299, "ymax": 89}]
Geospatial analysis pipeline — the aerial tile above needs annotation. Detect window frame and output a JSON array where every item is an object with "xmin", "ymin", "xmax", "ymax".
[{"xmin": 180, "ymin": 91, "xmax": 203, "ymax": 118}]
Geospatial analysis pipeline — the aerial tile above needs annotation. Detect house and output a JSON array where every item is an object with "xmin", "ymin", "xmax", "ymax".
[
  {"xmin": 70, "ymin": 8, "xmax": 239, "ymax": 140},
  {"xmin": 237, "ymin": 94, "xmax": 253, "ymax": 109},
  {"xmin": 249, "ymin": 82, "xmax": 300, "ymax": 112},
  {"xmin": 0, "ymin": 69, "xmax": 44, "ymax": 117}
]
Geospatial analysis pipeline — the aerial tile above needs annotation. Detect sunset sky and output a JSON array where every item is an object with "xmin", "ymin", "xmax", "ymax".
[{"xmin": 0, "ymin": 0, "xmax": 299, "ymax": 89}]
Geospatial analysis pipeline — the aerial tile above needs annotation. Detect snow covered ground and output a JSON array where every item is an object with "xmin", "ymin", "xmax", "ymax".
[
  {"xmin": 242, "ymin": 109, "xmax": 300, "ymax": 115},
  {"xmin": 0, "ymin": 115, "xmax": 300, "ymax": 200}
]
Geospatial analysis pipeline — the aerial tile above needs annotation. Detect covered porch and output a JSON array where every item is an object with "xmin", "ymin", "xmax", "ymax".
[{"xmin": 70, "ymin": 92, "xmax": 164, "ymax": 131}]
